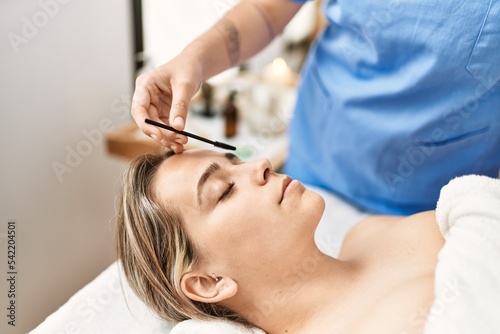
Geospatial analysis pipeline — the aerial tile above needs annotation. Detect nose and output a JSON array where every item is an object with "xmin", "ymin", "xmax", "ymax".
[{"xmin": 248, "ymin": 158, "xmax": 273, "ymax": 185}]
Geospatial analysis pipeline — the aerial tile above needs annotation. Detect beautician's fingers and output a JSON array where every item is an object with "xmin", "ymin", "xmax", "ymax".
[
  {"xmin": 131, "ymin": 56, "xmax": 202, "ymax": 150},
  {"xmin": 175, "ymin": 134, "xmax": 189, "ymax": 145},
  {"xmin": 169, "ymin": 142, "xmax": 184, "ymax": 154},
  {"xmin": 167, "ymin": 132, "xmax": 189, "ymax": 153},
  {"xmin": 131, "ymin": 81, "xmax": 153, "ymax": 133},
  {"xmin": 131, "ymin": 74, "xmax": 168, "ymax": 143},
  {"xmin": 131, "ymin": 75, "xmax": 181, "ymax": 148},
  {"xmin": 168, "ymin": 79, "xmax": 199, "ymax": 131},
  {"xmin": 154, "ymin": 110, "xmax": 189, "ymax": 146}
]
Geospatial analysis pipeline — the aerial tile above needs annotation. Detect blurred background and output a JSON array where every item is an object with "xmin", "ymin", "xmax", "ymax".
[{"xmin": 0, "ymin": 0, "xmax": 318, "ymax": 333}]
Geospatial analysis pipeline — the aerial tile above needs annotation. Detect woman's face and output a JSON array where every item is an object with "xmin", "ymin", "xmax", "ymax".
[{"xmin": 153, "ymin": 149, "xmax": 325, "ymax": 277}]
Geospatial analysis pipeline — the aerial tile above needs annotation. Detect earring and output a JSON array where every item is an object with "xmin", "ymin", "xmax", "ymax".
[{"xmin": 211, "ymin": 273, "xmax": 219, "ymax": 282}]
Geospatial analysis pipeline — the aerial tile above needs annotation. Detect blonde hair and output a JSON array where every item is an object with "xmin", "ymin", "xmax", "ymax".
[{"xmin": 115, "ymin": 151, "xmax": 247, "ymax": 324}]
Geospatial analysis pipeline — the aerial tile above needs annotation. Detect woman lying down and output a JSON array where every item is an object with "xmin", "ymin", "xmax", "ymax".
[{"xmin": 116, "ymin": 149, "xmax": 500, "ymax": 334}]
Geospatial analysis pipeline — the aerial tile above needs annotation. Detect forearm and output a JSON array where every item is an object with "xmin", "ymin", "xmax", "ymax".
[{"xmin": 180, "ymin": 0, "xmax": 302, "ymax": 80}]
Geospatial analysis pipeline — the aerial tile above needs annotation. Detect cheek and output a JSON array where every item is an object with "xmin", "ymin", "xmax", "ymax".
[
  {"xmin": 207, "ymin": 202, "xmax": 280, "ymax": 253},
  {"xmin": 188, "ymin": 207, "xmax": 262, "ymax": 258},
  {"xmin": 221, "ymin": 200, "xmax": 275, "ymax": 233}
]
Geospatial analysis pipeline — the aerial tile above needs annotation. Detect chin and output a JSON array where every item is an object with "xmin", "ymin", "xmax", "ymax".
[{"xmin": 305, "ymin": 189, "xmax": 326, "ymax": 225}]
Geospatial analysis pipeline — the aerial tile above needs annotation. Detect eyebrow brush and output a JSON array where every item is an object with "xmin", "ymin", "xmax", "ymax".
[{"xmin": 145, "ymin": 118, "xmax": 236, "ymax": 151}]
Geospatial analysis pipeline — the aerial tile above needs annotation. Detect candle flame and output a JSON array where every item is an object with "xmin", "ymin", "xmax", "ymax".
[{"xmin": 272, "ymin": 57, "xmax": 287, "ymax": 76}]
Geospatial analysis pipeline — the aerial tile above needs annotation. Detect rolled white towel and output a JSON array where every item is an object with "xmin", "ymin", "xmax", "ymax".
[
  {"xmin": 425, "ymin": 174, "xmax": 500, "ymax": 334},
  {"xmin": 435, "ymin": 174, "xmax": 500, "ymax": 238}
]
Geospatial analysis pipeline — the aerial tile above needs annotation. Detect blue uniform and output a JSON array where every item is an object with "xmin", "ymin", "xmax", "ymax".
[{"xmin": 285, "ymin": 0, "xmax": 500, "ymax": 215}]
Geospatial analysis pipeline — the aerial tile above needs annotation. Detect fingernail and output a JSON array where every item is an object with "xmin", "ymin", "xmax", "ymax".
[
  {"xmin": 151, "ymin": 134, "xmax": 158, "ymax": 141},
  {"xmin": 170, "ymin": 145, "xmax": 177, "ymax": 153},
  {"xmin": 173, "ymin": 117, "xmax": 184, "ymax": 129}
]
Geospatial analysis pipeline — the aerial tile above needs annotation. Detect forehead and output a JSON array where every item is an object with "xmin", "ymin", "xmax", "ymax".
[
  {"xmin": 152, "ymin": 149, "xmax": 224, "ymax": 209},
  {"xmin": 160, "ymin": 149, "xmax": 221, "ymax": 171}
]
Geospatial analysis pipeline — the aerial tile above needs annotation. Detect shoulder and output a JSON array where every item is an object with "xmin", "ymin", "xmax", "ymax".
[
  {"xmin": 338, "ymin": 214, "xmax": 401, "ymax": 260},
  {"xmin": 338, "ymin": 211, "xmax": 443, "ymax": 261}
]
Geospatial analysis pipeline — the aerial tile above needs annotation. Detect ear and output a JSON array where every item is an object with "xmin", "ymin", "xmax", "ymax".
[{"xmin": 180, "ymin": 271, "xmax": 238, "ymax": 303}]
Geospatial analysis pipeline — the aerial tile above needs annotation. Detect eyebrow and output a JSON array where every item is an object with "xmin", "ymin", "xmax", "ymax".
[{"xmin": 196, "ymin": 153, "xmax": 239, "ymax": 206}]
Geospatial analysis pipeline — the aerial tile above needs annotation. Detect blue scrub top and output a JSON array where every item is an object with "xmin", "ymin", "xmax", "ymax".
[{"xmin": 285, "ymin": 0, "xmax": 500, "ymax": 215}]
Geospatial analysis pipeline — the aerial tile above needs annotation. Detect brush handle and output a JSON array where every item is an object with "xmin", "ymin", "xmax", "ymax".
[
  {"xmin": 145, "ymin": 118, "xmax": 236, "ymax": 151},
  {"xmin": 214, "ymin": 141, "xmax": 236, "ymax": 151}
]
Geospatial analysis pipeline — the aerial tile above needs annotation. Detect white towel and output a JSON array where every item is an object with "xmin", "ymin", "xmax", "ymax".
[
  {"xmin": 424, "ymin": 175, "xmax": 500, "ymax": 333},
  {"xmin": 30, "ymin": 262, "xmax": 175, "ymax": 333},
  {"xmin": 170, "ymin": 319, "xmax": 265, "ymax": 334}
]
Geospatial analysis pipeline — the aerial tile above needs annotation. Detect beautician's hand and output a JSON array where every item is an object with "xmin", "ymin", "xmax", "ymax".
[
  {"xmin": 132, "ymin": 0, "xmax": 301, "ymax": 153},
  {"xmin": 131, "ymin": 56, "xmax": 202, "ymax": 153}
]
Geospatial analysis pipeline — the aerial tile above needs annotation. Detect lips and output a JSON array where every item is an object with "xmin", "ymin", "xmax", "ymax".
[{"xmin": 279, "ymin": 176, "xmax": 293, "ymax": 204}]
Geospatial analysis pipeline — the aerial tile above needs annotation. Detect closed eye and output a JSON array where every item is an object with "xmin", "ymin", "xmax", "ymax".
[{"xmin": 219, "ymin": 182, "xmax": 235, "ymax": 202}]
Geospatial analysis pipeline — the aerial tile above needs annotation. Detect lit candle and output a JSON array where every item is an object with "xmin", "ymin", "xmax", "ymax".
[{"xmin": 262, "ymin": 57, "xmax": 297, "ymax": 86}]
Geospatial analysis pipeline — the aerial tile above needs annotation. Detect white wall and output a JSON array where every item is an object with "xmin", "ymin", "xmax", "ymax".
[
  {"xmin": 143, "ymin": 0, "xmax": 313, "ymax": 74},
  {"xmin": 142, "ymin": 0, "xmax": 240, "ymax": 66},
  {"xmin": 140, "ymin": 0, "xmax": 315, "ymax": 74},
  {"xmin": 0, "ymin": 0, "xmax": 133, "ymax": 333}
]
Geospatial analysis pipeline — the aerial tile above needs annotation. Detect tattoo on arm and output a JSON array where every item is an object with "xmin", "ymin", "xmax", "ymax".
[
  {"xmin": 252, "ymin": 3, "xmax": 275, "ymax": 41},
  {"xmin": 217, "ymin": 19, "xmax": 240, "ymax": 67}
]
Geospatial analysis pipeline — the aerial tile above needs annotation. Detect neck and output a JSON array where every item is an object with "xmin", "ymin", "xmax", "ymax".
[{"xmin": 227, "ymin": 248, "xmax": 359, "ymax": 333}]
